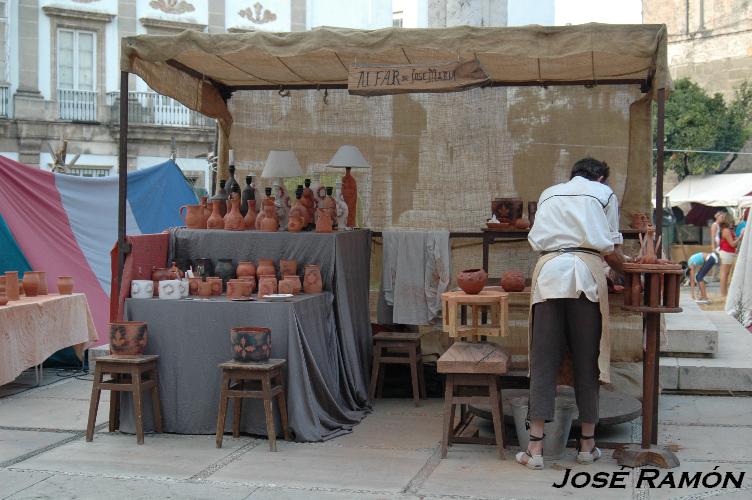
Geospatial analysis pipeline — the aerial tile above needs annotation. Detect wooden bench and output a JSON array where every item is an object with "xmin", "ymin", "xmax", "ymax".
[
  {"xmin": 86, "ymin": 354, "xmax": 163, "ymax": 445},
  {"xmin": 369, "ymin": 331, "xmax": 426, "ymax": 406},
  {"xmin": 437, "ymin": 342, "xmax": 509, "ymax": 459},
  {"xmin": 215, "ymin": 359, "xmax": 291, "ymax": 451}
]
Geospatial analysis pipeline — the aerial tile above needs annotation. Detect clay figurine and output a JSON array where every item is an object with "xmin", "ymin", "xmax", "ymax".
[
  {"xmin": 273, "ymin": 180, "xmax": 291, "ymax": 230},
  {"xmin": 301, "ymin": 178, "xmax": 316, "ymax": 226},
  {"xmin": 335, "ymin": 181, "xmax": 350, "ymax": 229}
]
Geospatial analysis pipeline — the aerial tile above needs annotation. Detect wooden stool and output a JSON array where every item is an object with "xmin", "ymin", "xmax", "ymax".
[
  {"xmin": 215, "ymin": 359, "xmax": 291, "ymax": 451},
  {"xmin": 437, "ymin": 342, "xmax": 509, "ymax": 459},
  {"xmin": 369, "ymin": 331, "xmax": 426, "ymax": 406},
  {"xmin": 86, "ymin": 354, "xmax": 163, "ymax": 445},
  {"xmin": 442, "ymin": 290, "xmax": 509, "ymax": 340}
]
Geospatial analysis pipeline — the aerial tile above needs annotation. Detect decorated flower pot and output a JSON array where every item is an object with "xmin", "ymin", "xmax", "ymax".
[
  {"xmin": 501, "ymin": 271, "xmax": 526, "ymax": 292},
  {"xmin": 457, "ymin": 269, "xmax": 488, "ymax": 295},
  {"xmin": 109, "ymin": 321, "xmax": 148, "ymax": 356},
  {"xmin": 207, "ymin": 277, "xmax": 222, "ymax": 296},
  {"xmin": 303, "ymin": 264, "xmax": 323, "ymax": 294},
  {"xmin": 57, "ymin": 276, "xmax": 74, "ymax": 295},
  {"xmin": 230, "ymin": 327, "xmax": 271, "ymax": 363}
]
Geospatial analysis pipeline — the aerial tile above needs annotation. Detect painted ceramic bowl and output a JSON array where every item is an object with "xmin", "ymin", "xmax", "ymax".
[
  {"xmin": 230, "ymin": 327, "xmax": 271, "ymax": 362},
  {"xmin": 109, "ymin": 321, "xmax": 148, "ymax": 356}
]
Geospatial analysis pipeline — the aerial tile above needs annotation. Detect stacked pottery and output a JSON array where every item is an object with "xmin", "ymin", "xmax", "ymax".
[
  {"xmin": 109, "ymin": 321, "xmax": 148, "ymax": 356},
  {"xmin": 303, "ymin": 264, "xmax": 323, "ymax": 294},
  {"xmin": 21, "ymin": 272, "xmax": 40, "ymax": 297},
  {"xmin": 207, "ymin": 199, "xmax": 225, "ymax": 229},
  {"xmin": 280, "ymin": 275, "xmax": 302, "ymax": 295},
  {"xmin": 227, "ymin": 279, "xmax": 253, "ymax": 298},
  {"xmin": 279, "ymin": 260, "xmax": 297, "ymax": 278},
  {"xmin": 230, "ymin": 327, "xmax": 272, "ymax": 362},
  {"xmin": 238, "ymin": 276, "xmax": 256, "ymax": 294},
  {"xmin": 57, "ymin": 276, "xmax": 74, "ymax": 295},
  {"xmin": 457, "ymin": 269, "xmax": 488, "ymax": 295},
  {"xmin": 224, "ymin": 197, "xmax": 245, "ymax": 231},
  {"xmin": 256, "ymin": 259, "xmax": 275, "ymax": 278},
  {"xmin": 236, "ymin": 261, "xmax": 256, "ymax": 280},
  {"xmin": 4, "ymin": 272, "xmax": 19, "ymax": 301},
  {"xmin": 257, "ymin": 276, "xmax": 277, "ymax": 298},
  {"xmin": 207, "ymin": 277, "xmax": 222, "ymax": 296}
]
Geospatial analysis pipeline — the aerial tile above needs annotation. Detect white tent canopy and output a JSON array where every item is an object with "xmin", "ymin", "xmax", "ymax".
[{"xmin": 667, "ymin": 173, "xmax": 752, "ymax": 207}]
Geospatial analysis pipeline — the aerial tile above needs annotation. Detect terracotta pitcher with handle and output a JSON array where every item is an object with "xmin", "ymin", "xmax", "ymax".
[{"xmin": 180, "ymin": 204, "xmax": 205, "ymax": 229}]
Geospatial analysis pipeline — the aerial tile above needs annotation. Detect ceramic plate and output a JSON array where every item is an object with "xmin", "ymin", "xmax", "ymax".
[
  {"xmin": 231, "ymin": 297, "xmax": 255, "ymax": 301},
  {"xmin": 261, "ymin": 294, "xmax": 294, "ymax": 302}
]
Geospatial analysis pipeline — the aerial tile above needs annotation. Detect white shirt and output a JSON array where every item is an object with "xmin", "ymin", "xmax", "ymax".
[{"xmin": 528, "ymin": 176, "xmax": 623, "ymax": 304}]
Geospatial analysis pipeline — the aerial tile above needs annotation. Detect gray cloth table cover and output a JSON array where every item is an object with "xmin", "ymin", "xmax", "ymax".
[{"xmin": 122, "ymin": 293, "xmax": 367, "ymax": 441}]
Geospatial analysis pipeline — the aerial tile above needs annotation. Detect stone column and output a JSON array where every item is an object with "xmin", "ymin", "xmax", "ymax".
[{"xmin": 15, "ymin": 0, "xmax": 45, "ymax": 120}]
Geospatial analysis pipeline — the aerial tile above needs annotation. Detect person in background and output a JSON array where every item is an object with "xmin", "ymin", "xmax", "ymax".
[
  {"xmin": 710, "ymin": 208, "xmax": 728, "ymax": 254},
  {"xmin": 736, "ymin": 208, "xmax": 748, "ymax": 239},
  {"xmin": 719, "ymin": 212, "xmax": 744, "ymax": 297},
  {"xmin": 686, "ymin": 251, "xmax": 718, "ymax": 304}
]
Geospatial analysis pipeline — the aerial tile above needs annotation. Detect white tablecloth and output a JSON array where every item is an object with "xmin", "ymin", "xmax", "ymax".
[{"xmin": 0, "ymin": 293, "xmax": 98, "ymax": 386}]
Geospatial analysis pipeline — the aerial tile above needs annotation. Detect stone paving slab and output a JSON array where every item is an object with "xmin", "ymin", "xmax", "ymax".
[
  {"xmin": 663, "ymin": 296, "xmax": 718, "ymax": 355},
  {"xmin": 0, "ymin": 429, "xmax": 76, "ymax": 466},
  {"xmin": 323, "ymin": 409, "xmax": 443, "ymax": 451},
  {"xmin": 29, "ymin": 378, "xmax": 107, "ymax": 402},
  {"xmin": 243, "ymin": 486, "xmax": 414, "ymax": 499},
  {"xmin": 659, "ymin": 423, "xmax": 752, "ymax": 463},
  {"xmin": 14, "ymin": 433, "xmax": 252, "ymax": 481},
  {"xmin": 209, "ymin": 441, "xmax": 433, "ymax": 493},
  {"xmin": 0, "ymin": 470, "xmax": 52, "ymax": 498},
  {"xmin": 0, "ymin": 393, "xmax": 107, "ymax": 431},
  {"xmin": 659, "ymin": 395, "xmax": 752, "ymax": 426}
]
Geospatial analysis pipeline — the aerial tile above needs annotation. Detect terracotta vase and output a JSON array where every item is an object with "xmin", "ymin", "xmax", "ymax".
[
  {"xmin": 501, "ymin": 271, "xmax": 525, "ymax": 292},
  {"xmin": 180, "ymin": 204, "xmax": 205, "ymax": 229},
  {"xmin": 207, "ymin": 199, "xmax": 225, "ymax": 229},
  {"xmin": 224, "ymin": 198, "xmax": 245, "ymax": 231},
  {"xmin": 315, "ymin": 208, "xmax": 333, "ymax": 233},
  {"xmin": 282, "ymin": 275, "xmax": 302, "ymax": 295},
  {"xmin": 198, "ymin": 280, "xmax": 213, "ymax": 297},
  {"xmin": 188, "ymin": 277, "xmax": 201, "ymax": 295},
  {"xmin": 230, "ymin": 327, "xmax": 272, "ymax": 363},
  {"xmin": 243, "ymin": 200, "xmax": 257, "ymax": 230},
  {"xmin": 259, "ymin": 200, "xmax": 279, "ymax": 232},
  {"xmin": 515, "ymin": 217, "xmax": 531, "ymax": 230},
  {"xmin": 303, "ymin": 264, "xmax": 323, "ymax": 294},
  {"xmin": 630, "ymin": 212, "xmax": 649, "ymax": 231},
  {"xmin": 4, "ymin": 271, "xmax": 19, "ymax": 301},
  {"xmin": 227, "ymin": 279, "xmax": 253, "ymax": 298},
  {"xmin": 57, "ymin": 276, "xmax": 74, "ymax": 295},
  {"xmin": 342, "ymin": 168, "xmax": 357, "ymax": 228},
  {"xmin": 257, "ymin": 275, "xmax": 278, "ymax": 298},
  {"xmin": 27, "ymin": 271, "xmax": 47, "ymax": 295},
  {"xmin": 256, "ymin": 259, "xmax": 275, "ymax": 278},
  {"xmin": 200, "ymin": 196, "xmax": 211, "ymax": 227},
  {"xmin": 207, "ymin": 277, "xmax": 222, "ymax": 296},
  {"xmin": 457, "ymin": 269, "xmax": 488, "ymax": 295},
  {"xmin": 109, "ymin": 321, "xmax": 148, "ymax": 356},
  {"xmin": 21, "ymin": 272, "xmax": 40, "ymax": 297},
  {"xmin": 236, "ymin": 261, "xmax": 256, "ymax": 279},
  {"xmin": 279, "ymin": 259, "xmax": 297, "ymax": 278}
]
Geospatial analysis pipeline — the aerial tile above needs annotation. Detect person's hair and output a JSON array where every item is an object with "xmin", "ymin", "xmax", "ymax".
[
  {"xmin": 719, "ymin": 212, "xmax": 734, "ymax": 229},
  {"xmin": 570, "ymin": 157, "xmax": 610, "ymax": 181},
  {"xmin": 715, "ymin": 207, "xmax": 729, "ymax": 217}
]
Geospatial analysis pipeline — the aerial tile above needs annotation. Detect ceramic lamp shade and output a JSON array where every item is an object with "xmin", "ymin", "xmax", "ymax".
[
  {"xmin": 261, "ymin": 150, "xmax": 304, "ymax": 178},
  {"xmin": 327, "ymin": 145, "xmax": 370, "ymax": 228}
]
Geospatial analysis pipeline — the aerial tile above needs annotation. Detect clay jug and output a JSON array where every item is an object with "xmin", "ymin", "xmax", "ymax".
[
  {"xmin": 243, "ymin": 200, "xmax": 257, "ymax": 230},
  {"xmin": 260, "ymin": 203, "xmax": 279, "ymax": 232},
  {"xmin": 4, "ymin": 271, "xmax": 19, "ymax": 301},
  {"xmin": 57, "ymin": 276, "xmax": 74, "ymax": 295},
  {"xmin": 180, "ymin": 204, "xmax": 205, "ymax": 229},
  {"xmin": 200, "ymin": 196, "xmax": 211, "ymax": 226},
  {"xmin": 315, "ymin": 208, "xmax": 333, "ymax": 233},
  {"xmin": 256, "ymin": 259, "xmax": 275, "ymax": 278},
  {"xmin": 236, "ymin": 261, "xmax": 256, "ymax": 279},
  {"xmin": 207, "ymin": 199, "xmax": 225, "ymax": 229},
  {"xmin": 283, "ymin": 275, "xmax": 302, "ymax": 295},
  {"xmin": 22, "ymin": 272, "xmax": 40, "ymax": 297},
  {"xmin": 109, "ymin": 322, "xmax": 148, "ymax": 356},
  {"xmin": 303, "ymin": 264, "xmax": 323, "ymax": 294},
  {"xmin": 279, "ymin": 259, "xmax": 297, "ymax": 278},
  {"xmin": 224, "ymin": 198, "xmax": 245, "ymax": 231},
  {"xmin": 257, "ymin": 275, "xmax": 277, "ymax": 298}
]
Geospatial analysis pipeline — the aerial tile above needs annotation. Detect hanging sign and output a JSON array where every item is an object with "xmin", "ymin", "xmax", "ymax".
[{"xmin": 348, "ymin": 60, "xmax": 489, "ymax": 96}]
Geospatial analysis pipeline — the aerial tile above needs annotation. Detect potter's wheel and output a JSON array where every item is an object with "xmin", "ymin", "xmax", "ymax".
[{"xmin": 470, "ymin": 387, "xmax": 641, "ymax": 426}]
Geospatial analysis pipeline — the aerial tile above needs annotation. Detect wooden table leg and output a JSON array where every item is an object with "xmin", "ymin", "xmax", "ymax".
[
  {"xmin": 262, "ymin": 375, "xmax": 277, "ymax": 452},
  {"xmin": 131, "ymin": 365, "xmax": 145, "ymax": 445},
  {"xmin": 232, "ymin": 379, "xmax": 243, "ymax": 438},
  {"xmin": 441, "ymin": 375, "xmax": 455, "ymax": 458},
  {"xmin": 488, "ymin": 375, "xmax": 505, "ymax": 459},
  {"xmin": 215, "ymin": 371, "xmax": 230, "ymax": 448},
  {"xmin": 368, "ymin": 343, "xmax": 381, "ymax": 402},
  {"xmin": 108, "ymin": 373, "xmax": 119, "ymax": 433},
  {"xmin": 275, "ymin": 369, "xmax": 291, "ymax": 441},
  {"xmin": 409, "ymin": 346, "xmax": 421, "ymax": 406},
  {"xmin": 86, "ymin": 364, "xmax": 103, "ymax": 442}
]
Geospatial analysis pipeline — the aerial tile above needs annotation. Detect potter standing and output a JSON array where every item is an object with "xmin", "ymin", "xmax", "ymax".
[{"xmin": 517, "ymin": 157, "xmax": 624, "ymax": 470}]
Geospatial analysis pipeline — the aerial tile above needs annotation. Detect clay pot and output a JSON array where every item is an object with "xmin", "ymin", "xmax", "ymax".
[
  {"xmin": 630, "ymin": 212, "xmax": 649, "ymax": 231},
  {"xmin": 180, "ymin": 204, "xmax": 205, "ymax": 229},
  {"xmin": 282, "ymin": 275, "xmax": 302, "ymax": 295},
  {"xmin": 236, "ymin": 261, "xmax": 256, "ymax": 279},
  {"xmin": 515, "ymin": 217, "xmax": 531, "ymax": 230},
  {"xmin": 109, "ymin": 321, "xmax": 148, "ymax": 356},
  {"xmin": 34, "ymin": 272, "xmax": 48, "ymax": 294},
  {"xmin": 215, "ymin": 259, "xmax": 235, "ymax": 291},
  {"xmin": 279, "ymin": 259, "xmax": 297, "ymax": 278},
  {"xmin": 198, "ymin": 280, "xmax": 213, "ymax": 297},
  {"xmin": 4, "ymin": 272, "xmax": 19, "ymax": 301},
  {"xmin": 257, "ymin": 275, "xmax": 277, "ymax": 298},
  {"xmin": 256, "ymin": 259, "xmax": 275, "ymax": 278},
  {"xmin": 227, "ymin": 279, "xmax": 253, "ymax": 298},
  {"xmin": 21, "ymin": 272, "xmax": 40, "ymax": 297},
  {"xmin": 230, "ymin": 327, "xmax": 272, "ymax": 363},
  {"xmin": 243, "ymin": 200, "xmax": 257, "ymax": 230},
  {"xmin": 151, "ymin": 267, "xmax": 173, "ymax": 281},
  {"xmin": 188, "ymin": 277, "xmax": 201, "ymax": 295},
  {"xmin": 207, "ymin": 277, "xmax": 222, "ymax": 296},
  {"xmin": 303, "ymin": 264, "xmax": 323, "ymax": 294},
  {"xmin": 207, "ymin": 199, "xmax": 225, "ymax": 229},
  {"xmin": 57, "ymin": 276, "xmax": 74, "ymax": 295},
  {"xmin": 237, "ymin": 275, "xmax": 256, "ymax": 294},
  {"xmin": 287, "ymin": 214, "xmax": 305, "ymax": 232},
  {"xmin": 224, "ymin": 198, "xmax": 245, "ymax": 231},
  {"xmin": 457, "ymin": 269, "xmax": 488, "ymax": 295},
  {"xmin": 501, "ymin": 271, "xmax": 525, "ymax": 292},
  {"xmin": 315, "ymin": 208, "xmax": 333, "ymax": 233}
]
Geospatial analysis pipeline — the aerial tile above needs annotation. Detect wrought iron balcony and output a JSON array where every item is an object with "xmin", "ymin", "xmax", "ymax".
[
  {"xmin": 107, "ymin": 92, "xmax": 214, "ymax": 128},
  {"xmin": 58, "ymin": 89, "xmax": 98, "ymax": 122}
]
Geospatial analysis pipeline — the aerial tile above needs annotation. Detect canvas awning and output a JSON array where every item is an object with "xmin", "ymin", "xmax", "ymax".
[
  {"xmin": 666, "ymin": 173, "xmax": 752, "ymax": 207},
  {"xmin": 120, "ymin": 24, "xmax": 669, "ymax": 135}
]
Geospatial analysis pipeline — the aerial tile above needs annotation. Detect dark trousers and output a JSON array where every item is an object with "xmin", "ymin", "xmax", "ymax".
[{"xmin": 529, "ymin": 295, "xmax": 602, "ymax": 424}]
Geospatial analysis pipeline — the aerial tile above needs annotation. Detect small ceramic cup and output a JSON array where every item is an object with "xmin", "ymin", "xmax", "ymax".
[
  {"xmin": 131, "ymin": 280, "xmax": 154, "ymax": 299},
  {"xmin": 158, "ymin": 279, "xmax": 182, "ymax": 300}
]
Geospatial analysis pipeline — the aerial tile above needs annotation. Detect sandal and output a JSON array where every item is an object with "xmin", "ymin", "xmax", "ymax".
[
  {"xmin": 515, "ymin": 433, "xmax": 545, "ymax": 470},
  {"xmin": 576, "ymin": 434, "xmax": 602, "ymax": 464}
]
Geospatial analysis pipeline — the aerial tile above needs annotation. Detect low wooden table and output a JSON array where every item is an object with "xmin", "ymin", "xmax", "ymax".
[
  {"xmin": 442, "ymin": 290, "xmax": 509, "ymax": 340},
  {"xmin": 438, "ymin": 342, "xmax": 510, "ymax": 459}
]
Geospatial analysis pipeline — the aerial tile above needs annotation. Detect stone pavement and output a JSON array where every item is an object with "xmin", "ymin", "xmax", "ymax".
[{"xmin": 1, "ymin": 375, "xmax": 751, "ymax": 499}]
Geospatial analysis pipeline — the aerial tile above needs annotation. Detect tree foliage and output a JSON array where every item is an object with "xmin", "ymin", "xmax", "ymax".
[{"xmin": 658, "ymin": 78, "xmax": 752, "ymax": 178}]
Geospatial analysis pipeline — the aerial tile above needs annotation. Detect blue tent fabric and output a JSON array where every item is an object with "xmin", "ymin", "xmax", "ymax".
[{"xmin": 0, "ymin": 213, "xmax": 32, "ymax": 276}]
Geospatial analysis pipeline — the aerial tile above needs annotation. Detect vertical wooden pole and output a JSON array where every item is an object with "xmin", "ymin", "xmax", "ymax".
[
  {"xmin": 642, "ymin": 312, "xmax": 659, "ymax": 448},
  {"xmin": 655, "ymin": 88, "xmax": 666, "ymax": 257},
  {"xmin": 117, "ymin": 71, "xmax": 129, "ymax": 296}
]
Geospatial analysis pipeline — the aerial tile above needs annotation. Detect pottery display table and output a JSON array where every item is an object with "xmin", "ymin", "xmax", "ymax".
[
  {"xmin": 0, "ymin": 293, "xmax": 98, "ymax": 386},
  {"xmin": 122, "ymin": 292, "xmax": 367, "ymax": 442}
]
